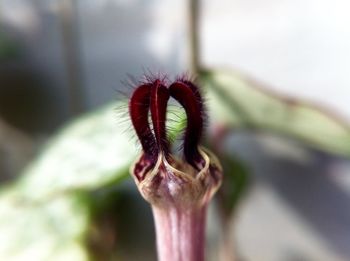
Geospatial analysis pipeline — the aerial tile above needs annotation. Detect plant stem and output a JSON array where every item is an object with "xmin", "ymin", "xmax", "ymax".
[
  {"xmin": 58, "ymin": 0, "xmax": 85, "ymax": 116},
  {"xmin": 152, "ymin": 205, "xmax": 207, "ymax": 261},
  {"xmin": 189, "ymin": 0, "xmax": 201, "ymax": 75}
]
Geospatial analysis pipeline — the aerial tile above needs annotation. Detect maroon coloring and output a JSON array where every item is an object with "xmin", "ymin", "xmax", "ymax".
[
  {"xmin": 129, "ymin": 76, "xmax": 205, "ymax": 177},
  {"xmin": 150, "ymin": 80, "xmax": 170, "ymax": 156}
]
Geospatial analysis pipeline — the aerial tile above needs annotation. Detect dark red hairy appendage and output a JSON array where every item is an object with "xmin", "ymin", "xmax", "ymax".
[
  {"xmin": 169, "ymin": 80, "xmax": 205, "ymax": 169},
  {"xmin": 129, "ymin": 76, "xmax": 205, "ymax": 177},
  {"xmin": 129, "ymin": 84, "xmax": 157, "ymax": 159},
  {"xmin": 150, "ymin": 80, "xmax": 170, "ymax": 156}
]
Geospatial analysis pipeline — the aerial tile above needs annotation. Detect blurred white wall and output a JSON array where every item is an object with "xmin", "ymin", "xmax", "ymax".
[
  {"xmin": 1, "ymin": 0, "xmax": 349, "ymax": 118},
  {"xmin": 202, "ymin": 0, "xmax": 350, "ymax": 119}
]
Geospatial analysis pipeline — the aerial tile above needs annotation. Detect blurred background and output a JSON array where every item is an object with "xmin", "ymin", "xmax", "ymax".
[{"xmin": 1, "ymin": 0, "xmax": 350, "ymax": 260}]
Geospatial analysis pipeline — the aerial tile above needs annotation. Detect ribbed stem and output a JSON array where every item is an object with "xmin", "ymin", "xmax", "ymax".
[{"xmin": 152, "ymin": 205, "xmax": 207, "ymax": 261}]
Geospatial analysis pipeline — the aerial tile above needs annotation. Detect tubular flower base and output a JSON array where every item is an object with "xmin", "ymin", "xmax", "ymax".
[{"xmin": 129, "ymin": 77, "xmax": 223, "ymax": 261}]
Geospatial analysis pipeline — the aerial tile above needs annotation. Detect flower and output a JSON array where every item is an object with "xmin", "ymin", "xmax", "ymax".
[
  {"xmin": 129, "ymin": 77, "xmax": 222, "ymax": 207},
  {"xmin": 128, "ymin": 76, "xmax": 222, "ymax": 261}
]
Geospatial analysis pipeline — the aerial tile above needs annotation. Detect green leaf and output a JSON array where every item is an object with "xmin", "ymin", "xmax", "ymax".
[
  {"xmin": 0, "ymin": 190, "xmax": 90, "ymax": 261},
  {"xmin": 202, "ymin": 69, "xmax": 350, "ymax": 157},
  {"xmin": 0, "ymin": 100, "xmax": 138, "ymax": 259},
  {"xmin": 16, "ymin": 102, "xmax": 136, "ymax": 201}
]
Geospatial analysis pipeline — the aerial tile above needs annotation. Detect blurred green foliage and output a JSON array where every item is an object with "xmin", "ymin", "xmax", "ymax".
[{"xmin": 203, "ymin": 69, "xmax": 350, "ymax": 157}]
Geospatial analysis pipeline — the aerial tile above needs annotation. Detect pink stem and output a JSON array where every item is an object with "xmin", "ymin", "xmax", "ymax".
[{"xmin": 152, "ymin": 205, "xmax": 207, "ymax": 261}]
